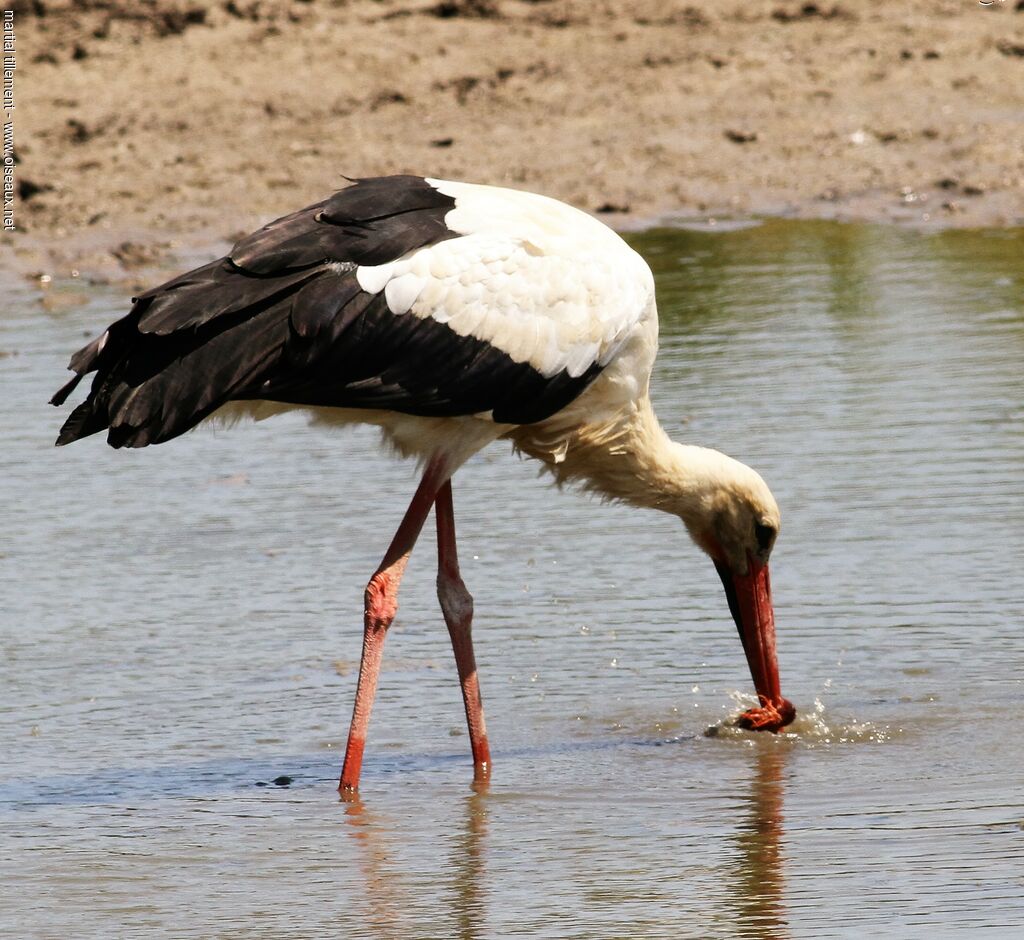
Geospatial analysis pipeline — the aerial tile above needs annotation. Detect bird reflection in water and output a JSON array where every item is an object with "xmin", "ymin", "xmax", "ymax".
[
  {"xmin": 341, "ymin": 781, "xmax": 491, "ymax": 940},
  {"xmin": 450, "ymin": 782, "xmax": 490, "ymax": 940},
  {"xmin": 732, "ymin": 742, "xmax": 790, "ymax": 939},
  {"xmin": 340, "ymin": 797, "xmax": 407, "ymax": 939}
]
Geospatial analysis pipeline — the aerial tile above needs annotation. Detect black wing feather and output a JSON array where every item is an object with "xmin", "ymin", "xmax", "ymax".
[
  {"xmin": 52, "ymin": 175, "xmax": 607, "ymax": 449},
  {"xmin": 136, "ymin": 260, "xmax": 315, "ymax": 335}
]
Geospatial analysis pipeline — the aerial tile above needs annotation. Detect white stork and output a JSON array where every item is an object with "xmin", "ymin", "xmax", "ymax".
[{"xmin": 52, "ymin": 176, "xmax": 795, "ymax": 795}]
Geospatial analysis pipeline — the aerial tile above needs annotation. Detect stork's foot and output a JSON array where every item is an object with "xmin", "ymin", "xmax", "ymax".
[
  {"xmin": 472, "ymin": 754, "xmax": 492, "ymax": 783},
  {"xmin": 736, "ymin": 697, "xmax": 796, "ymax": 733},
  {"xmin": 339, "ymin": 731, "xmax": 368, "ymax": 796},
  {"xmin": 338, "ymin": 781, "xmax": 360, "ymax": 803}
]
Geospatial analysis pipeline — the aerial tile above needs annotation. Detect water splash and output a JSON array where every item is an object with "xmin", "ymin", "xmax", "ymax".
[{"xmin": 705, "ymin": 693, "xmax": 897, "ymax": 745}]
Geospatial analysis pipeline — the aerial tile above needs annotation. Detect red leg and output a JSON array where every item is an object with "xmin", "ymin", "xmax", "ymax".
[
  {"xmin": 339, "ymin": 457, "xmax": 449, "ymax": 796},
  {"xmin": 435, "ymin": 480, "xmax": 492, "ymax": 782}
]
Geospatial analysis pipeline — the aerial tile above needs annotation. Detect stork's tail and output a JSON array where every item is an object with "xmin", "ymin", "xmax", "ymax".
[
  {"xmin": 51, "ymin": 330, "xmax": 118, "ymax": 445},
  {"xmin": 50, "ymin": 257, "xmax": 310, "ymax": 448}
]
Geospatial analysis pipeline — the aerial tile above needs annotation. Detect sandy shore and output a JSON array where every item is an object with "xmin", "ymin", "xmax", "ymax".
[{"xmin": 5, "ymin": 0, "xmax": 1024, "ymax": 280}]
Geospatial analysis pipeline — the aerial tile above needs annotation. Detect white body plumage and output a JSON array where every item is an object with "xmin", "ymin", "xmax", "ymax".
[{"xmin": 225, "ymin": 178, "xmax": 659, "ymax": 474}]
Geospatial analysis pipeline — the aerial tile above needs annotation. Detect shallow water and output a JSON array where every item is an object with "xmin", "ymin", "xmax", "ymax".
[{"xmin": 2, "ymin": 220, "xmax": 1023, "ymax": 938}]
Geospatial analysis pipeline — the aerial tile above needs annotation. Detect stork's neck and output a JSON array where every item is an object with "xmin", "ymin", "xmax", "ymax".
[{"xmin": 524, "ymin": 397, "xmax": 744, "ymax": 525}]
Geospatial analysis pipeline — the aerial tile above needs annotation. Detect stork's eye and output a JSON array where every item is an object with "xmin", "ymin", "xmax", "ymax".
[{"xmin": 754, "ymin": 521, "xmax": 777, "ymax": 552}]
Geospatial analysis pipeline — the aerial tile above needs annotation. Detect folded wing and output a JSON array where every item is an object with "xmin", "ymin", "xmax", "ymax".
[{"xmin": 52, "ymin": 176, "xmax": 643, "ymax": 448}]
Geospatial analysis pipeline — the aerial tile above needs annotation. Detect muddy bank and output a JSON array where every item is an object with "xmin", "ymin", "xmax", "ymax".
[{"xmin": 5, "ymin": 0, "xmax": 1024, "ymax": 280}]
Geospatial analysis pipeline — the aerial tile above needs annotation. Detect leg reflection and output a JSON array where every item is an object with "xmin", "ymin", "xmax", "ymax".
[
  {"xmin": 450, "ymin": 782, "xmax": 490, "ymax": 940},
  {"xmin": 341, "ymin": 797, "xmax": 409, "ymax": 939},
  {"xmin": 341, "ymin": 784, "xmax": 491, "ymax": 939}
]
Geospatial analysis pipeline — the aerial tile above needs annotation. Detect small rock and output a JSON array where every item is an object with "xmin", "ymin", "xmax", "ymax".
[
  {"xmin": 225, "ymin": 1, "xmax": 262, "ymax": 22},
  {"xmin": 156, "ymin": 7, "xmax": 207, "ymax": 37},
  {"xmin": 996, "ymin": 40, "xmax": 1024, "ymax": 57},
  {"xmin": 771, "ymin": 3, "xmax": 847, "ymax": 23},
  {"xmin": 369, "ymin": 90, "xmax": 409, "ymax": 111},
  {"xmin": 431, "ymin": 0, "xmax": 500, "ymax": 19},
  {"xmin": 66, "ymin": 119, "xmax": 92, "ymax": 143},
  {"xmin": 440, "ymin": 76, "xmax": 480, "ymax": 104},
  {"xmin": 724, "ymin": 129, "xmax": 757, "ymax": 144},
  {"xmin": 17, "ymin": 178, "xmax": 52, "ymax": 201},
  {"xmin": 635, "ymin": 7, "xmax": 709, "ymax": 28},
  {"xmin": 111, "ymin": 241, "xmax": 169, "ymax": 268}
]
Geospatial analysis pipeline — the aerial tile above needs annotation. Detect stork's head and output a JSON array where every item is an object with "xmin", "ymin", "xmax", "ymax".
[{"xmin": 678, "ymin": 450, "xmax": 796, "ymax": 732}]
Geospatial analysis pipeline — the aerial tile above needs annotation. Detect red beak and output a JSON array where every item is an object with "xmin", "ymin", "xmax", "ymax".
[{"xmin": 715, "ymin": 556, "xmax": 796, "ymax": 732}]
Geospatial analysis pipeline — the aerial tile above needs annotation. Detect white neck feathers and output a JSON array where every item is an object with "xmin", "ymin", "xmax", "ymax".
[{"xmin": 511, "ymin": 397, "xmax": 771, "ymax": 532}]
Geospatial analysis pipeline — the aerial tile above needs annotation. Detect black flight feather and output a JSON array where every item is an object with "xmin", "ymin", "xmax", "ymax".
[{"xmin": 52, "ymin": 175, "xmax": 608, "ymax": 448}]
